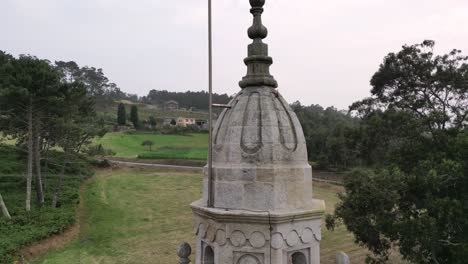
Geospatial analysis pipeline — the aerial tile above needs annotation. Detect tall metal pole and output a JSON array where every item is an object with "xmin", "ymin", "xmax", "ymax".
[{"xmin": 207, "ymin": 0, "xmax": 214, "ymax": 208}]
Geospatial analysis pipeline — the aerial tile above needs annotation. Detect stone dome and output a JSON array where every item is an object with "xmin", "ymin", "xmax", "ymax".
[
  {"xmin": 202, "ymin": 86, "xmax": 313, "ymax": 211},
  {"xmin": 212, "ymin": 87, "xmax": 308, "ymax": 164}
]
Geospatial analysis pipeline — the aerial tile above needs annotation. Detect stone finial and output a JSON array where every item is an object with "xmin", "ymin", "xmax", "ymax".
[
  {"xmin": 239, "ymin": 0, "xmax": 278, "ymax": 89},
  {"xmin": 336, "ymin": 251, "xmax": 350, "ymax": 264},
  {"xmin": 177, "ymin": 242, "xmax": 192, "ymax": 264},
  {"xmin": 247, "ymin": 0, "xmax": 268, "ymax": 40}
]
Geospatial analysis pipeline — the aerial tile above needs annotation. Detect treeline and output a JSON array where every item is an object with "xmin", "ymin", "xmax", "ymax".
[
  {"xmin": 292, "ymin": 103, "xmax": 359, "ymax": 170},
  {"xmin": 141, "ymin": 89, "xmax": 232, "ymax": 111}
]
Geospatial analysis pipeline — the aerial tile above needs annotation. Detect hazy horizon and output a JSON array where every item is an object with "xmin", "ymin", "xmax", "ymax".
[{"xmin": 1, "ymin": 0, "xmax": 467, "ymax": 109}]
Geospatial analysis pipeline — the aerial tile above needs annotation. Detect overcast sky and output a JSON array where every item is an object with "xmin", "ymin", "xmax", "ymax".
[{"xmin": 1, "ymin": 0, "xmax": 467, "ymax": 109}]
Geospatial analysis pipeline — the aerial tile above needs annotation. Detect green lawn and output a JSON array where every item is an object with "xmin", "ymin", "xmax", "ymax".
[
  {"xmin": 33, "ymin": 167, "xmax": 390, "ymax": 264},
  {"xmin": 96, "ymin": 132, "xmax": 208, "ymax": 160}
]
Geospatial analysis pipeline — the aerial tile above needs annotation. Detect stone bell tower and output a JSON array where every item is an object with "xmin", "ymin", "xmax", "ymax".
[{"xmin": 191, "ymin": 0, "xmax": 325, "ymax": 263}]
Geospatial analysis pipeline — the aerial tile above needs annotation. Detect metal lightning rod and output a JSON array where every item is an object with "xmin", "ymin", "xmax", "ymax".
[{"xmin": 207, "ymin": 0, "xmax": 214, "ymax": 208}]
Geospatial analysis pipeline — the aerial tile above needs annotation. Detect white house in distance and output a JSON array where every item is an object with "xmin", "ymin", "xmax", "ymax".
[{"xmin": 177, "ymin": 117, "xmax": 196, "ymax": 127}]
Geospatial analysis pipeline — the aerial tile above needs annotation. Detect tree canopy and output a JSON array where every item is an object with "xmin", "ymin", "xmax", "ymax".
[
  {"xmin": 327, "ymin": 41, "xmax": 468, "ymax": 263},
  {"xmin": 55, "ymin": 61, "xmax": 137, "ymax": 104}
]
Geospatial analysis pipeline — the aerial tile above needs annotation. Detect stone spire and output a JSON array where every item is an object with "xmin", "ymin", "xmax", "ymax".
[
  {"xmin": 190, "ymin": 1, "xmax": 325, "ymax": 263},
  {"xmin": 239, "ymin": 0, "xmax": 278, "ymax": 89}
]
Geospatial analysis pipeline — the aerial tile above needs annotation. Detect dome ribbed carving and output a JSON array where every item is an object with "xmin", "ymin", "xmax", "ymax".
[{"xmin": 212, "ymin": 88, "xmax": 304, "ymax": 162}]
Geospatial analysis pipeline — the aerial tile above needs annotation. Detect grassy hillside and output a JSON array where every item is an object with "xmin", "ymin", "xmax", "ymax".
[
  {"xmin": 96, "ymin": 132, "xmax": 208, "ymax": 160},
  {"xmin": 96, "ymin": 101, "xmax": 209, "ymax": 123},
  {"xmin": 34, "ymin": 167, "xmax": 391, "ymax": 264}
]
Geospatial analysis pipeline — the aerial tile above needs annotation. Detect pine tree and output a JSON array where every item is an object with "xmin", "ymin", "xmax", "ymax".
[
  {"xmin": 117, "ymin": 103, "xmax": 126, "ymax": 125},
  {"xmin": 130, "ymin": 105, "xmax": 139, "ymax": 129}
]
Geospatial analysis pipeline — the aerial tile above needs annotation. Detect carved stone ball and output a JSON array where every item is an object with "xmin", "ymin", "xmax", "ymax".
[
  {"xmin": 176, "ymin": 242, "xmax": 192, "ymax": 258},
  {"xmin": 250, "ymin": 0, "xmax": 265, "ymax": 7}
]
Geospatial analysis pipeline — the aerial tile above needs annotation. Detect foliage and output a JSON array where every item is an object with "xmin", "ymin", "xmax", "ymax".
[
  {"xmin": 292, "ymin": 102, "xmax": 360, "ymax": 170},
  {"xmin": 328, "ymin": 41, "xmax": 468, "ymax": 263},
  {"xmin": 130, "ymin": 105, "xmax": 139, "ymax": 128},
  {"xmin": 141, "ymin": 89, "xmax": 232, "ymax": 111},
  {"xmin": 137, "ymin": 146, "xmax": 207, "ymax": 160},
  {"xmin": 158, "ymin": 124, "xmax": 205, "ymax": 135},
  {"xmin": 117, "ymin": 103, "xmax": 126, "ymax": 126},
  {"xmin": 84, "ymin": 144, "xmax": 116, "ymax": 157},
  {"xmin": 141, "ymin": 140, "xmax": 155, "ymax": 151},
  {"xmin": 352, "ymin": 40, "xmax": 468, "ymax": 131},
  {"xmin": 0, "ymin": 145, "xmax": 93, "ymax": 263},
  {"xmin": 328, "ymin": 155, "xmax": 468, "ymax": 263},
  {"xmin": 55, "ymin": 61, "xmax": 137, "ymax": 104},
  {"xmin": 148, "ymin": 116, "xmax": 157, "ymax": 127}
]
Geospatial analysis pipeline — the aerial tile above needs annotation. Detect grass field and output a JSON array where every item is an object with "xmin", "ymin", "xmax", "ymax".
[
  {"xmin": 33, "ymin": 167, "xmax": 398, "ymax": 264},
  {"xmin": 96, "ymin": 132, "xmax": 208, "ymax": 160}
]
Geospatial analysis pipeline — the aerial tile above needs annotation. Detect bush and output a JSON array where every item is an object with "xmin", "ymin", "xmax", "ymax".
[
  {"xmin": 91, "ymin": 159, "xmax": 112, "ymax": 168},
  {"xmin": 84, "ymin": 144, "xmax": 116, "ymax": 157},
  {"xmin": 137, "ymin": 146, "xmax": 207, "ymax": 160}
]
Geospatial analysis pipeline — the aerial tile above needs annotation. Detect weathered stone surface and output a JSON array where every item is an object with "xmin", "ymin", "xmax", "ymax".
[
  {"xmin": 230, "ymin": 230, "xmax": 247, "ymax": 247},
  {"xmin": 191, "ymin": 203, "xmax": 324, "ymax": 264},
  {"xmin": 286, "ymin": 230, "xmax": 300, "ymax": 247},
  {"xmin": 215, "ymin": 229, "xmax": 227, "ymax": 246},
  {"xmin": 336, "ymin": 251, "xmax": 350, "ymax": 264},
  {"xmin": 177, "ymin": 242, "xmax": 192, "ymax": 264},
  {"xmin": 249, "ymin": 231, "xmax": 266, "ymax": 248}
]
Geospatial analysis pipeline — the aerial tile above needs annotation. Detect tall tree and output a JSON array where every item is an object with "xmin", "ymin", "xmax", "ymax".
[
  {"xmin": 148, "ymin": 116, "xmax": 157, "ymax": 127},
  {"xmin": 0, "ymin": 54, "xmax": 63, "ymax": 209},
  {"xmin": 51, "ymin": 80, "xmax": 101, "ymax": 208},
  {"xmin": 117, "ymin": 103, "xmax": 126, "ymax": 125},
  {"xmin": 0, "ymin": 52, "xmax": 107, "ymax": 211},
  {"xmin": 359, "ymin": 40, "xmax": 468, "ymax": 131},
  {"xmin": 130, "ymin": 105, "xmax": 139, "ymax": 129},
  {"xmin": 328, "ymin": 41, "xmax": 468, "ymax": 263}
]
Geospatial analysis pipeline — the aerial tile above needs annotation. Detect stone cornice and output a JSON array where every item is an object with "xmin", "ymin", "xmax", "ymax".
[{"xmin": 191, "ymin": 199, "xmax": 325, "ymax": 225}]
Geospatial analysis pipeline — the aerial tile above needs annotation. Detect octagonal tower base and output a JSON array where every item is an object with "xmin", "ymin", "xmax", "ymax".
[{"xmin": 191, "ymin": 200, "xmax": 325, "ymax": 264}]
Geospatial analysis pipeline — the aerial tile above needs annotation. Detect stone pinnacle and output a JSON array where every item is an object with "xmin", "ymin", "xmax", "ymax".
[{"xmin": 239, "ymin": 0, "xmax": 278, "ymax": 89}]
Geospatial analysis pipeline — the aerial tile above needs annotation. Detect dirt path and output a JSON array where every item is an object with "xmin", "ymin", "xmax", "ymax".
[{"xmin": 109, "ymin": 159, "xmax": 203, "ymax": 170}]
